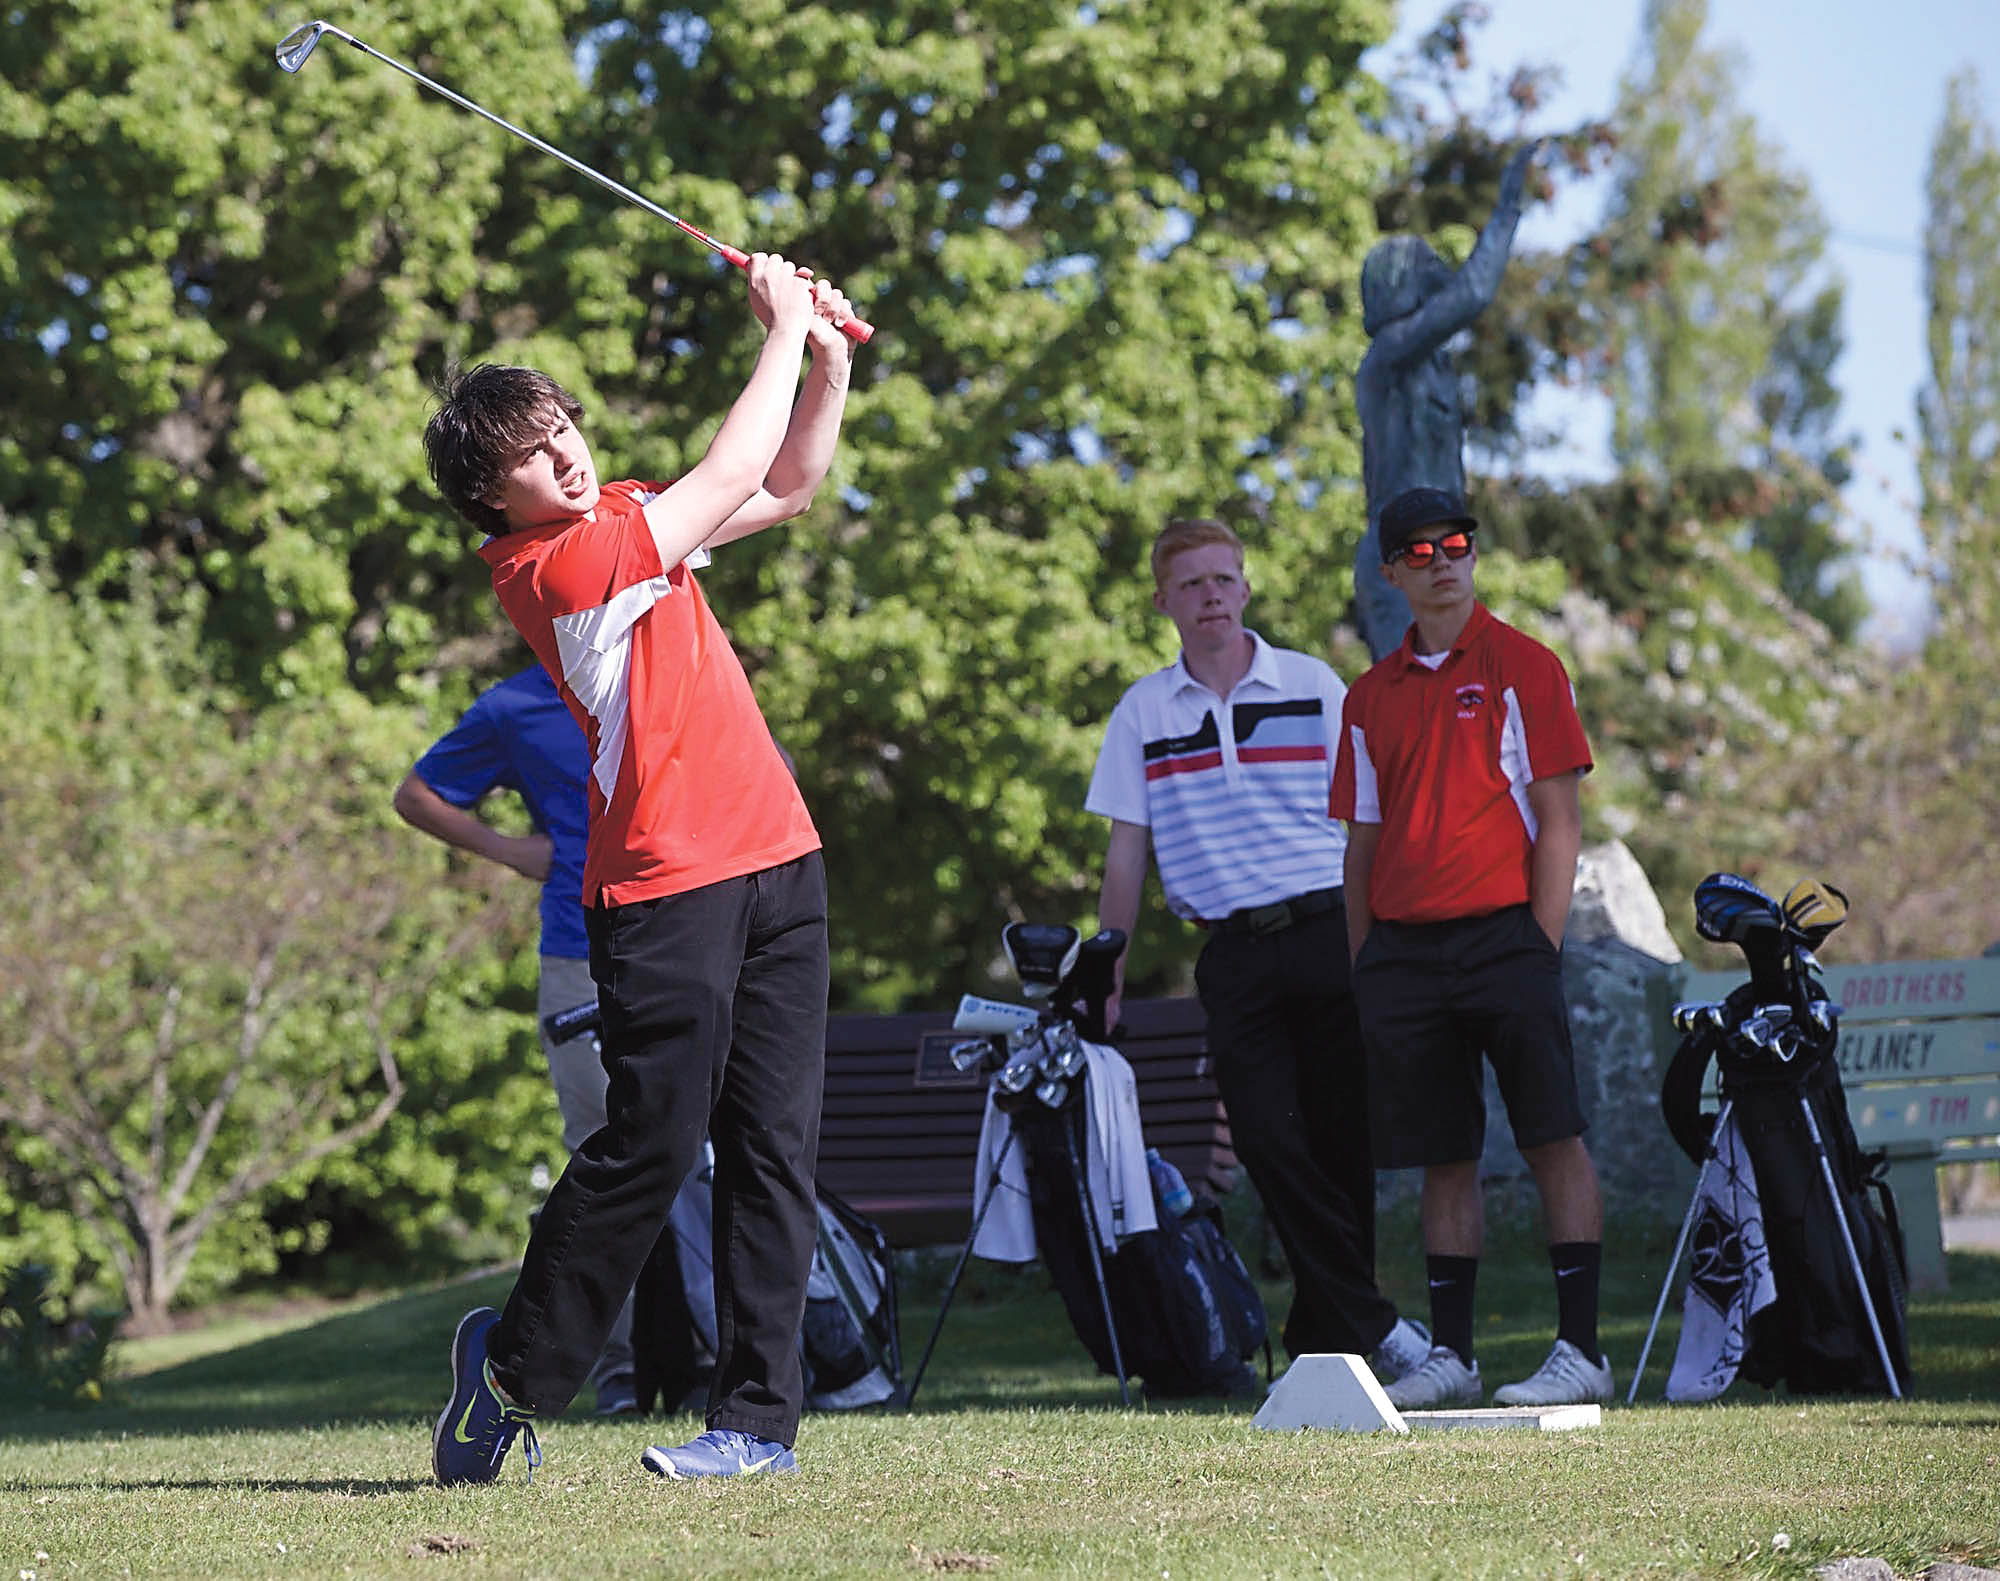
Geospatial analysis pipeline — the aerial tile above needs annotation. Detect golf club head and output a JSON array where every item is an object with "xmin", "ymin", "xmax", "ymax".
[
  {"xmin": 992, "ymin": 1054, "xmax": 1038, "ymax": 1097},
  {"xmin": 1670, "ymin": 1000, "xmax": 1720, "ymax": 1034},
  {"xmin": 947, "ymin": 1036, "xmax": 998, "ymax": 1074},
  {"xmin": 1043, "ymin": 1038, "xmax": 1086, "ymax": 1082},
  {"xmin": 275, "ymin": 21, "xmax": 329, "ymax": 73},
  {"xmin": 1692, "ymin": 871, "xmax": 1783, "ymax": 946}
]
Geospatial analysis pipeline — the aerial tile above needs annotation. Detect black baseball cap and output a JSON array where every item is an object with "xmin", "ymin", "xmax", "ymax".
[{"xmin": 1378, "ymin": 487, "xmax": 1478, "ymax": 562}]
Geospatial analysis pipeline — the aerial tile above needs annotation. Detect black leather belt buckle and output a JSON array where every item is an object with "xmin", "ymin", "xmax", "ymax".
[
  {"xmin": 1242, "ymin": 900, "xmax": 1293, "ymax": 937},
  {"xmin": 1294, "ymin": 887, "xmax": 1340, "ymax": 922}
]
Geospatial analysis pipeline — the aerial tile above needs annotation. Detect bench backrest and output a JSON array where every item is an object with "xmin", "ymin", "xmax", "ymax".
[
  {"xmin": 1676, "ymin": 956, "xmax": 2000, "ymax": 1154},
  {"xmin": 819, "ymin": 996, "xmax": 1230, "ymax": 1246}
]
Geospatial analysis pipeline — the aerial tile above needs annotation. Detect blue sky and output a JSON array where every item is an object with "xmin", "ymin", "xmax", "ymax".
[{"xmin": 1365, "ymin": 0, "xmax": 2000, "ymax": 645}]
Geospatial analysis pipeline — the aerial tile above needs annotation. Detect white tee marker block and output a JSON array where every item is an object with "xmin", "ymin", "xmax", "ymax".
[
  {"xmin": 1252, "ymin": 1353, "xmax": 1408, "ymax": 1434},
  {"xmin": 1401, "ymin": 1404, "xmax": 1602, "ymax": 1432}
]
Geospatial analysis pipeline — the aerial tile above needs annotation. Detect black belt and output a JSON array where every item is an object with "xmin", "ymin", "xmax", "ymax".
[{"xmin": 1208, "ymin": 886, "xmax": 1343, "ymax": 938}]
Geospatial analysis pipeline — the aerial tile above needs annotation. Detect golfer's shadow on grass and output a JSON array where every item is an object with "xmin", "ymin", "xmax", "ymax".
[
  {"xmin": 0, "ymin": 1475, "xmax": 430, "ymax": 1496},
  {"xmin": 0, "ymin": 1273, "xmax": 520, "ymax": 1443}
]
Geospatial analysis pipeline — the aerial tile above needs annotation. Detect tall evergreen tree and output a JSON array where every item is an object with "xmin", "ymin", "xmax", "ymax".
[
  {"xmin": 1918, "ymin": 68, "xmax": 2000, "ymax": 617},
  {"xmin": 1593, "ymin": 0, "xmax": 1862, "ymax": 638},
  {"xmin": 1710, "ymin": 68, "xmax": 2000, "ymax": 961}
]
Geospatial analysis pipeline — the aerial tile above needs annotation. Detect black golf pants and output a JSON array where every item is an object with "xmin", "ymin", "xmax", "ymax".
[
  {"xmin": 490, "ymin": 853, "xmax": 828, "ymax": 1447},
  {"xmin": 1194, "ymin": 903, "xmax": 1397, "ymax": 1359}
]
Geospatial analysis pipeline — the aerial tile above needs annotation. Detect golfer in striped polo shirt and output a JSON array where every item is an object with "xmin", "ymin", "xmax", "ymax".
[{"xmin": 1086, "ymin": 517, "xmax": 1429, "ymax": 1386}]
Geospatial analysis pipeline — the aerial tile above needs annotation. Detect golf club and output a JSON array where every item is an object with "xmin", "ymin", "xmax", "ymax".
[{"xmin": 274, "ymin": 19, "xmax": 874, "ymax": 344}]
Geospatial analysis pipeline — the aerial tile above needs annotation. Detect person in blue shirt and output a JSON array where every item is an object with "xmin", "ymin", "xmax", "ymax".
[{"xmin": 393, "ymin": 663, "xmax": 641, "ymax": 1415}]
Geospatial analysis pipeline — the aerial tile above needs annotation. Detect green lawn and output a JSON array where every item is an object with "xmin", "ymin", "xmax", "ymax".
[{"xmin": 3, "ymin": 1204, "xmax": 1997, "ymax": 1580}]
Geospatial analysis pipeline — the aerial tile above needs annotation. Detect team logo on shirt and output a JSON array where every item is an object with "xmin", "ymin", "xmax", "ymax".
[{"xmin": 1454, "ymin": 683, "xmax": 1487, "ymax": 720}]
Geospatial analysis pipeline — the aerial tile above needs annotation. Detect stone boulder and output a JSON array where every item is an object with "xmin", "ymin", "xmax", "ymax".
[{"xmin": 1469, "ymin": 840, "xmax": 1694, "ymax": 1215}]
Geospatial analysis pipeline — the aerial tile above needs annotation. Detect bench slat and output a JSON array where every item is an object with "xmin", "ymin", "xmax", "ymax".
[
  {"xmin": 1837, "ymin": 1018, "xmax": 2000, "ymax": 1084},
  {"xmin": 1680, "ymin": 957, "xmax": 2000, "ymax": 1022},
  {"xmin": 1847, "ymin": 1078, "xmax": 2000, "ymax": 1150}
]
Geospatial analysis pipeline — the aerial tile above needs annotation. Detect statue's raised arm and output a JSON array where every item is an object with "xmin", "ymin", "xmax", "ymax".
[{"xmin": 1352, "ymin": 141, "xmax": 1539, "ymax": 659}]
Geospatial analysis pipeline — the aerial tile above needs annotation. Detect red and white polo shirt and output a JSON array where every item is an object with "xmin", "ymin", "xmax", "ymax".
[
  {"xmin": 1330, "ymin": 601, "xmax": 1591, "ymax": 924},
  {"xmin": 478, "ymin": 479, "xmax": 818, "ymax": 908}
]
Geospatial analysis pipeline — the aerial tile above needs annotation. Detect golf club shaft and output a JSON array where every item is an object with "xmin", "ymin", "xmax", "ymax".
[{"xmin": 278, "ymin": 22, "xmax": 873, "ymax": 344}]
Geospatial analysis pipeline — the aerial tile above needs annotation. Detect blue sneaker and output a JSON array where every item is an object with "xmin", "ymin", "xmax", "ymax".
[
  {"xmin": 641, "ymin": 1428, "xmax": 797, "ymax": 1481},
  {"xmin": 432, "ymin": 1307, "xmax": 542, "ymax": 1486}
]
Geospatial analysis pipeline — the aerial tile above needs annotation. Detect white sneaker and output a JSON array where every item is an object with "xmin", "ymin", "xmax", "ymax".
[
  {"xmin": 1368, "ymin": 1316, "xmax": 1433, "ymax": 1384},
  {"xmin": 1383, "ymin": 1345, "xmax": 1482, "ymax": 1410},
  {"xmin": 1493, "ymin": 1339, "xmax": 1615, "ymax": 1406}
]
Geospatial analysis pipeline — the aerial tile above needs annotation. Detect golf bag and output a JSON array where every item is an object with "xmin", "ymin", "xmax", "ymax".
[
  {"xmin": 641, "ymin": 1139, "xmax": 903, "ymax": 1412},
  {"xmin": 542, "ymin": 1004, "xmax": 902, "ymax": 1412},
  {"xmin": 930, "ymin": 922, "xmax": 1268, "ymax": 1402},
  {"xmin": 1653, "ymin": 874, "xmax": 1911, "ymax": 1398},
  {"xmin": 1015, "ymin": 1102, "xmax": 1267, "ymax": 1397}
]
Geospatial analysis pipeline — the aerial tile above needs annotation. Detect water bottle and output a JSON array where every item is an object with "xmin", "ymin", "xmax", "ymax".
[{"xmin": 1147, "ymin": 1147, "xmax": 1193, "ymax": 1218}]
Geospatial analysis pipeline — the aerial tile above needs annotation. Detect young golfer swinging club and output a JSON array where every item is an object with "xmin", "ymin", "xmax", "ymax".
[{"xmin": 420, "ymin": 253, "xmax": 857, "ymax": 1484}]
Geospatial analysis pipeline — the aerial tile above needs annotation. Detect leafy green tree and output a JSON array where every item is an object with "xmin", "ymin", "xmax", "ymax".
[
  {"xmin": 1680, "ymin": 69, "xmax": 2000, "ymax": 964},
  {"xmin": 4, "ymin": 0, "xmax": 1399, "ymax": 1006},
  {"xmin": 0, "ymin": 553, "xmax": 553, "ymax": 1325}
]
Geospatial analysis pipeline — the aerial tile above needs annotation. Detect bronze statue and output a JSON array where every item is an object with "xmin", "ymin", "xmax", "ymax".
[{"xmin": 1354, "ymin": 142, "xmax": 1538, "ymax": 659}]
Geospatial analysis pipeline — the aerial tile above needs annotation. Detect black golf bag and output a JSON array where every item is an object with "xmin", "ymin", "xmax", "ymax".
[
  {"xmin": 1655, "ymin": 874, "xmax": 1912, "ymax": 1398},
  {"xmin": 543, "ymin": 1004, "xmax": 902, "ymax": 1413},
  {"xmin": 1011, "ymin": 1101, "xmax": 1266, "ymax": 1398},
  {"xmin": 948, "ymin": 923, "xmax": 1268, "ymax": 1401}
]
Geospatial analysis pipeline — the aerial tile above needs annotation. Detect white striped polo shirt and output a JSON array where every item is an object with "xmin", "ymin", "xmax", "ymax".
[{"xmin": 1086, "ymin": 632, "xmax": 1349, "ymax": 923}]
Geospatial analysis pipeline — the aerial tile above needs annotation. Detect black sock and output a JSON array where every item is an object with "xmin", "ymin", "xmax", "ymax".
[
  {"xmin": 1425, "ymin": 1255, "xmax": 1479, "ymax": 1366},
  {"xmin": 1550, "ymin": 1241, "xmax": 1602, "ymax": 1359}
]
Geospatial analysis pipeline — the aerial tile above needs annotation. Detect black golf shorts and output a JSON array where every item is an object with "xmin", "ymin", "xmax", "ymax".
[{"xmin": 1352, "ymin": 903, "xmax": 1585, "ymax": 1169}]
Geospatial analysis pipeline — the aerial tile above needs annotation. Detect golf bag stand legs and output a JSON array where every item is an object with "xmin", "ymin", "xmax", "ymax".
[
  {"xmin": 904, "ymin": 1103, "xmax": 1134, "ymax": 1409},
  {"xmin": 1628, "ymin": 1100, "xmax": 1733, "ymax": 1405},
  {"xmin": 905, "ymin": 1129, "xmax": 1017, "ymax": 1409},
  {"xmin": 1796, "ymin": 1095, "xmax": 1904, "ymax": 1400},
  {"xmin": 1060, "ymin": 1102, "xmax": 1131, "ymax": 1406}
]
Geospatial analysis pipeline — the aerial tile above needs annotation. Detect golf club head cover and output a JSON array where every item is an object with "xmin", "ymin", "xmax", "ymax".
[
  {"xmin": 1781, "ymin": 878, "xmax": 1850, "ymax": 946},
  {"xmin": 1693, "ymin": 871, "xmax": 1784, "ymax": 946},
  {"xmin": 1002, "ymin": 922, "xmax": 1081, "ymax": 999}
]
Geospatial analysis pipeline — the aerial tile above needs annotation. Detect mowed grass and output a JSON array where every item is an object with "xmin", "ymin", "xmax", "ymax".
[{"xmin": 3, "ymin": 1202, "xmax": 1998, "ymax": 1581}]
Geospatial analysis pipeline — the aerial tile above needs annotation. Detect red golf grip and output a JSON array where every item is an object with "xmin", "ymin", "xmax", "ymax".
[{"xmin": 675, "ymin": 223, "xmax": 875, "ymax": 345}]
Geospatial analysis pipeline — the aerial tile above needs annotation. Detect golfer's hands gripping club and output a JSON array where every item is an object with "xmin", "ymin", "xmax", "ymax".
[
  {"xmin": 745, "ymin": 252, "xmax": 816, "ymax": 340},
  {"xmin": 803, "ymin": 277, "xmax": 859, "ymax": 364},
  {"xmin": 746, "ymin": 255, "xmax": 863, "ymax": 360},
  {"xmin": 739, "ymin": 250, "xmax": 872, "ymax": 347}
]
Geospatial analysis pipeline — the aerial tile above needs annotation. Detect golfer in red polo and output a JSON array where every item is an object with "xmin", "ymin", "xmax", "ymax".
[{"xmin": 1331, "ymin": 486, "xmax": 1614, "ymax": 1410}]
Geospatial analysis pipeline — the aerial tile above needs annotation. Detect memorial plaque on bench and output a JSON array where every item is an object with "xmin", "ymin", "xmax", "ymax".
[{"xmin": 912, "ymin": 1030, "xmax": 990, "ymax": 1090}]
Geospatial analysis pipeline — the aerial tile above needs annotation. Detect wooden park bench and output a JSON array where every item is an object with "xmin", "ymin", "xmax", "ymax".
[
  {"xmin": 1675, "ymin": 954, "xmax": 2000, "ymax": 1292},
  {"xmin": 817, "ymin": 995, "xmax": 1235, "ymax": 1247}
]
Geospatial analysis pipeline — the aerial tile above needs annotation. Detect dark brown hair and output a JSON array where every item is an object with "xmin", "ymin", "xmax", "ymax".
[{"xmin": 422, "ymin": 364, "xmax": 585, "ymax": 535}]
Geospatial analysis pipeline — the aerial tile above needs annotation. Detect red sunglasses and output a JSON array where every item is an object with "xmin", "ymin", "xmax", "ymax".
[{"xmin": 1391, "ymin": 529, "xmax": 1475, "ymax": 569}]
